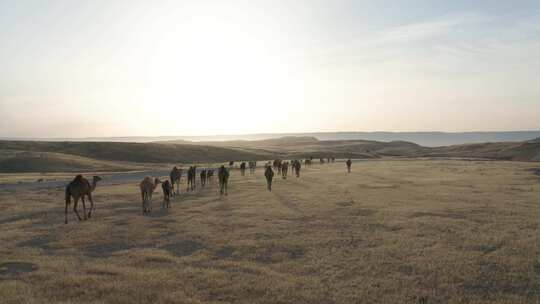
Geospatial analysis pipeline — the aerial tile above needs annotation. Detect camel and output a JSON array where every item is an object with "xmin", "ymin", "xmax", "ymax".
[
  {"xmin": 187, "ymin": 166, "xmax": 197, "ymax": 191},
  {"xmin": 207, "ymin": 169, "xmax": 214, "ymax": 184},
  {"xmin": 281, "ymin": 161, "xmax": 289, "ymax": 179},
  {"xmin": 65, "ymin": 175, "xmax": 102, "ymax": 224},
  {"xmin": 218, "ymin": 165, "xmax": 229, "ymax": 195},
  {"xmin": 170, "ymin": 166, "xmax": 182, "ymax": 195},
  {"xmin": 265, "ymin": 166, "xmax": 274, "ymax": 191},
  {"xmin": 162, "ymin": 180, "xmax": 172, "ymax": 209},
  {"xmin": 320, "ymin": 158, "xmax": 325, "ymax": 164},
  {"xmin": 292, "ymin": 160, "xmax": 301, "ymax": 177},
  {"xmin": 273, "ymin": 159, "xmax": 282, "ymax": 174},
  {"xmin": 140, "ymin": 177, "xmax": 161, "ymax": 214},
  {"xmin": 200, "ymin": 169, "xmax": 207, "ymax": 187},
  {"xmin": 229, "ymin": 161, "xmax": 234, "ymax": 167},
  {"xmin": 248, "ymin": 161, "xmax": 257, "ymax": 174},
  {"xmin": 346, "ymin": 158, "xmax": 352, "ymax": 173},
  {"xmin": 240, "ymin": 162, "xmax": 246, "ymax": 176},
  {"xmin": 305, "ymin": 159, "xmax": 312, "ymax": 166}
]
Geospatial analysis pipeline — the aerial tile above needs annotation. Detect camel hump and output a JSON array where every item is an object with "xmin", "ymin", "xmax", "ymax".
[{"xmin": 74, "ymin": 174, "xmax": 83, "ymax": 181}]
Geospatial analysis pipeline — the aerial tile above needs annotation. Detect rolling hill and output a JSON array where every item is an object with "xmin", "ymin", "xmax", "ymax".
[
  {"xmin": 0, "ymin": 141, "xmax": 273, "ymax": 164},
  {"xmin": 4, "ymin": 131, "xmax": 540, "ymax": 147},
  {"xmin": 0, "ymin": 136, "xmax": 539, "ymax": 173}
]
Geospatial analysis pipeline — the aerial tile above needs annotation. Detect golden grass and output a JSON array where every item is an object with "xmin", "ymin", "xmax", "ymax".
[{"xmin": 1, "ymin": 160, "xmax": 539, "ymax": 303}]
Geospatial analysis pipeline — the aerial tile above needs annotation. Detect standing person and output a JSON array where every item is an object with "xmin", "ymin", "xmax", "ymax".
[
  {"xmin": 346, "ymin": 158, "xmax": 352, "ymax": 173},
  {"xmin": 265, "ymin": 165, "xmax": 274, "ymax": 191}
]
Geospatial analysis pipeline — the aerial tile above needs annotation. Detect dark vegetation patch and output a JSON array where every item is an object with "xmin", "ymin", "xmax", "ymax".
[
  {"xmin": 397, "ymin": 265, "xmax": 414, "ymax": 275},
  {"xmin": 162, "ymin": 240, "xmax": 205, "ymax": 257},
  {"xmin": 86, "ymin": 269, "xmax": 119, "ymax": 276},
  {"xmin": 462, "ymin": 262, "xmax": 540, "ymax": 298},
  {"xmin": 17, "ymin": 235, "xmax": 56, "ymax": 253},
  {"xmin": 84, "ymin": 242, "xmax": 137, "ymax": 258},
  {"xmin": 0, "ymin": 262, "xmax": 39, "ymax": 277},
  {"xmin": 0, "ymin": 211, "xmax": 43, "ymax": 225},
  {"xmin": 253, "ymin": 244, "xmax": 305, "ymax": 263},
  {"xmin": 410, "ymin": 211, "xmax": 467, "ymax": 220},
  {"xmin": 351, "ymin": 208, "xmax": 377, "ymax": 217},
  {"xmin": 215, "ymin": 246, "xmax": 235, "ymax": 259},
  {"xmin": 336, "ymin": 200, "xmax": 354, "ymax": 207},
  {"xmin": 534, "ymin": 262, "xmax": 540, "ymax": 275},
  {"xmin": 366, "ymin": 223, "xmax": 402, "ymax": 232},
  {"xmin": 144, "ymin": 256, "xmax": 174, "ymax": 264},
  {"xmin": 472, "ymin": 242, "xmax": 505, "ymax": 255},
  {"xmin": 113, "ymin": 221, "xmax": 129, "ymax": 226}
]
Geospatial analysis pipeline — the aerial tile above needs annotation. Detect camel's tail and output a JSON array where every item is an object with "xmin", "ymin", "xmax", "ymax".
[{"xmin": 65, "ymin": 187, "xmax": 71, "ymax": 206}]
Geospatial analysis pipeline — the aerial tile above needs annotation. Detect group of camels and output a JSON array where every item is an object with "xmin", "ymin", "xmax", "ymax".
[{"xmin": 64, "ymin": 158, "xmax": 353, "ymax": 223}]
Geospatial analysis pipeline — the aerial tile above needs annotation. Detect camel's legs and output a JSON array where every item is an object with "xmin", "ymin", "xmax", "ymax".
[
  {"xmin": 73, "ymin": 196, "xmax": 82, "ymax": 221},
  {"xmin": 81, "ymin": 196, "xmax": 87, "ymax": 220},
  {"xmin": 87, "ymin": 193, "xmax": 94, "ymax": 218},
  {"xmin": 141, "ymin": 192, "xmax": 146, "ymax": 214},
  {"xmin": 65, "ymin": 197, "xmax": 69, "ymax": 224}
]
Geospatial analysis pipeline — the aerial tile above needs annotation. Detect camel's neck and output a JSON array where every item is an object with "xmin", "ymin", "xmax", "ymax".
[{"xmin": 91, "ymin": 180, "xmax": 98, "ymax": 192}]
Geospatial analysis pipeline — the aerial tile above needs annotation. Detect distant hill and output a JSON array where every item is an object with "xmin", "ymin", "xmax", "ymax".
[
  {"xmin": 0, "ymin": 141, "xmax": 273, "ymax": 164},
  {"xmin": 0, "ymin": 151, "xmax": 147, "ymax": 173},
  {"xmin": 421, "ymin": 141, "xmax": 540, "ymax": 161},
  {"xmin": 1, "ymin": 136, "xmax": 539, "ymax": 173},
  {"xmin": 3, "ymin": 131, "xmax": 540, "ymax": 147}
]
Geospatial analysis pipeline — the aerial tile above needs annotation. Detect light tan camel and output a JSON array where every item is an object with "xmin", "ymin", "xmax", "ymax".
[
  {"xmin": 65, "ymin": 175, "xmax": 102, "ymax": 224},
  {"xmin": 140, "ymin": 177, "xmax": 162, "ymax": 214}
]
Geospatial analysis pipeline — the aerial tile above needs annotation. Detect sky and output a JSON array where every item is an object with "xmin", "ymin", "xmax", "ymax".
[{"xmin": 1, "ymin": 0, "xmax": 540, "ymax": 138}]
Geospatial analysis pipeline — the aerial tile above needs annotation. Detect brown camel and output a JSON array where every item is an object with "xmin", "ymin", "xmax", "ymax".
[
  {"xmin": 207, "ymin": 169, "xmax": 214, "ymax": 184},
  {"xmin": 187, "ymin": 166, "xmax": 197, "ymax": 191},
  {"xmin": 265, "ymin": 166, "xmax": 274, "ymax": 191},
  {"xmin": 248, "ymin": 161, "xmax": 257, "ymax": 174},
  {"xmin": 170, "ymin": 166, "xmax": 182, "ymax": 195},
  {"xmin": 281, "ymin": 161, "xmax": 289, "ymax": 179},
  {"xmin": 140, "ymin": 177, "xmax": 162, "ymax": 214},
  {"xmin": 200, "ymin": 169, "xmax": 207, "ymax": 187},
  {"xmin": 346, "ymin": 158, "xmax": 352, "ymax": 173},
  {"xmin": 162, "ymin": 180, "xmax": 172, "ymax": 209},
  {"xmin": 273, "ymin": 159, "xmax": 282, "ymax": 174},
  {"xmin": 218, "ymin": 165, "xmax": 229, "ymax": 195},
  {"xmin": 292, "ymin": 160, "xmax": 301, "ymax": 177},
  {"xmin": 65, "ymin": 175, "xmax": 102, "ymax": 224},
  {"xmin": 240, "ymin": 162, "xmax": 246, "ymax": 176}
]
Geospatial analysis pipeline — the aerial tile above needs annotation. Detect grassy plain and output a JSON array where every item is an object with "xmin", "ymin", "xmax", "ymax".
[{"xmin": 1, "ymin": 160, "xmax": 539, "ymax": 303}]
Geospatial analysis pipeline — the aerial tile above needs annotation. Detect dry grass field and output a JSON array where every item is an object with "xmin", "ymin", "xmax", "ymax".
[{"xmin": 1, "ymin": 159, "xmax": 540, "ymax": 303}]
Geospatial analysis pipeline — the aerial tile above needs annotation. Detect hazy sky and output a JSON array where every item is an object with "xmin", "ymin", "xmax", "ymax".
[{"xmin": 1, "ymin": 0, "xmax": 540, "ymax": 137}]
